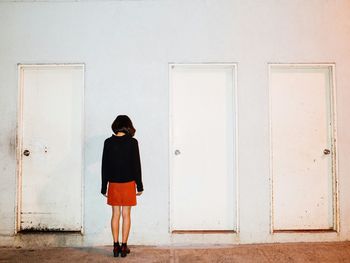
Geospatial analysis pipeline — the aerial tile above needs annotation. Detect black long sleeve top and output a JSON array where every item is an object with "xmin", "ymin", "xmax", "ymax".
[{"xmin": 101, "ymin": 134, "xmax": 144, "ymax": 195}]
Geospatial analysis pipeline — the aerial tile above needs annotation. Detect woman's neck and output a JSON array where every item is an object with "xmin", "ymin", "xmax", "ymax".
[{"xmin": 115, "ymin": 132, "xmax": 126, "ymax": 137}]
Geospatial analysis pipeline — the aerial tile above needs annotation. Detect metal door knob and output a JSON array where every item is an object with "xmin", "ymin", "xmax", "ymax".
[
  {"xmin": 174, "ymin": 149, "xmax": 181, "ymax": 155},
  {"xmin": 23, "ymin": 149, "xmax": 30, "ymax": 156},
  {"xmin": 323, "ymin": 149, "xmax": 331, "ymax": 155}
]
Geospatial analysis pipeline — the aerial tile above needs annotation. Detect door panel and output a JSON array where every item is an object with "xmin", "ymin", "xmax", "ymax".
[
  {"xmin": 19, "ymin": 65, "xmax": 83, "ymax": 231},
  {"xmin": 270, "ymin": 65, "xmax": 335, "ymax": 230},
  {"xmin": 170, "ymin": 64, "xmax": 236, "ymax": 231}
]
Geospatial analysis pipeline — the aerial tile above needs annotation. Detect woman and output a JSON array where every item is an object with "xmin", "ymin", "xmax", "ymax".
[{"xmin": 101, "ymin": 115, "xmax": 144, "ymax": 258}]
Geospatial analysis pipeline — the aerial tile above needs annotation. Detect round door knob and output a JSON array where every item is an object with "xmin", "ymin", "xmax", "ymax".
[
  {"xmin": 23, "ymin": 149, "xmax": 30, "ymax": 156},
  {"xmin": 323, "ymin": 149, "xmax": 331, "ymax": 155},
  {"xmin": 174, "ymin": 149, "xmax": 181, "ymax": 155}
]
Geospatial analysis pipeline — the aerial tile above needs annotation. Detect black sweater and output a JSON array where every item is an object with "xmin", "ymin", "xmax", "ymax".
[{"xmin": 101, "ymin": 134, "xmax": 143, "ymax": 194}]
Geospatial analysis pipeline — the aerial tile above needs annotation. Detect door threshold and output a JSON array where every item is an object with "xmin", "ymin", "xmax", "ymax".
[
  {"xmin": 172, "ymin": 230, "xmax": 236, "ymax": 234},
  {"xmin": 18, "ymin": 230, "xmax": 82, "ymax": 235},
  {"xmin": 273, "ymin": 229, "xmax": 336, "ymax": 233}
]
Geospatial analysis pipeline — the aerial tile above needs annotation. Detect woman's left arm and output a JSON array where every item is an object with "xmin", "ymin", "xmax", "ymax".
[{"xmin": 101, "ymin": 140, "xmax": 109, "ymax": 195}]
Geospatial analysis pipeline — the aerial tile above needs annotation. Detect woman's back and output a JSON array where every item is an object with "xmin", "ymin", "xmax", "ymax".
[{"xmin": 101, "ymin": 134, "xmax": 143, "ymax": 194}]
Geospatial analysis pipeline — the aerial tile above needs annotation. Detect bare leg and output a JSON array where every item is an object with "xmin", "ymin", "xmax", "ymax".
[
  {"xmin": 111, "ymin": 206, "xmax": 121, "ymax": 242},
  {"xmin": 121, "ymin": 206, "xmax": 131, "ymax": 243}
]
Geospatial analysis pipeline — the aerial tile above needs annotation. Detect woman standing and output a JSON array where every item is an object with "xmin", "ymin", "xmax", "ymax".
[{"xmin": 101, "ymin": 115, "xmax": 144, "ymax": 258}]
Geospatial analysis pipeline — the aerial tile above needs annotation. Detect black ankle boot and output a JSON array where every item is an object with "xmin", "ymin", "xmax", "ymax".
[
  {"xmin": 113, "ymin": 242, "xmax": 121, "ymax": 257},
  {"xmin": 121, "ymin": 243, "xmax": 129, "ymax": 257}
]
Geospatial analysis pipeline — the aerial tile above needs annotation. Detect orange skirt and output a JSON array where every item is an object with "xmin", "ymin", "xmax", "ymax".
[{"xmin": 107, "ymin": 181, "xmax": 137, "ymax": 206}]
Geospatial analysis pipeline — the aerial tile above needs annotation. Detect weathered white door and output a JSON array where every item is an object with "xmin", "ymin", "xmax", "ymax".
[
  {"xmin": 18, "ymin": 64, "xmax": 84, "ymax": 232},
  {"xmin": 270, "ymin": 64, "xmax": 336, "ymax": 231},
  {"xmin": 170, "ymin": 64, "xmax": 236, "ymax": 232}
]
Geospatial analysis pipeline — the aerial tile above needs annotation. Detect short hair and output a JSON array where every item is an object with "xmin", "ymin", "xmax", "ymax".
[{"xmin": 111, "ymin": 115, "xmax": 136, "ymax": 137}]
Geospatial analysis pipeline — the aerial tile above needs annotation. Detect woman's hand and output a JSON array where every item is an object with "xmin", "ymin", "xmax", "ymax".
[
  {"xmin": 103, "ymin": 193, "xmax": 107, "ymax": 197},
  {"xmin": 136, "ymin": 191, "xmax": 143, "ymax": 196}
]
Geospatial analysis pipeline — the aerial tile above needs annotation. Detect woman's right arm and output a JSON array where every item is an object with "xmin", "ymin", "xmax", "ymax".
[{"xmin": 132, "ymin": 139, "xmax": 144, "ymax": 193}]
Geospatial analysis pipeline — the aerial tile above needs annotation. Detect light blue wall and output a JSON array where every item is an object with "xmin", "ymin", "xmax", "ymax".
[{"xmin": 0, "ymin": 0, "xmax": 350, "ymax": 246}]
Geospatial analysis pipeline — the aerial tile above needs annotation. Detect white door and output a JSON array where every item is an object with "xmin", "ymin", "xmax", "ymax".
[
  {"xmin": 170, "ymin": 64, "xmax": 236, "ymax": 232},
  {"xmin": 18, "ymin": 65, "xmax": 84, "ymax": 232},
  {"xmin": 270, "ymin": 64, "xmax": 336, "ymax": 231}
]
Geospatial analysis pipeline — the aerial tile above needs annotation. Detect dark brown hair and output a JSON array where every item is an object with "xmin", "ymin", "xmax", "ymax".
[{"xmin": 111, "ymin": 115, "xmax": 136, "ymax": 137}]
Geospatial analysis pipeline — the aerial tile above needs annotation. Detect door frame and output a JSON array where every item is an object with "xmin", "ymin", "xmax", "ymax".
[
  {"xmin": 15, "ymin": 63, "xmax": 85, "ymax": 234},
  {"xmin": 168, "ymin": 63, "xmax": 239, "ymax": 234},
  {"xmin": 268, "ymin": 63, "xmax": 339, "ymax": 233}
]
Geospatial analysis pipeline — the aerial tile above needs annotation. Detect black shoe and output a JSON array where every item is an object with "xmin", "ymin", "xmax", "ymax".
[
  {"xmin": 121, "ymin": 243, "xmax": 129, "ymax": 257},
  {"xmin": 113, "ymin": 243, "xmax": 121, "ymax": 257}
]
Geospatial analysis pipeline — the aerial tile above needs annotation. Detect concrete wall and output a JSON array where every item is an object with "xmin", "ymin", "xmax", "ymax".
[{"xmin": 0, "ymin": 0, "xmax": 349, "ymax": 246}]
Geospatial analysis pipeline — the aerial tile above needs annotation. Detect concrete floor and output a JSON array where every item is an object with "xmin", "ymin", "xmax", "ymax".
[{"xmin": 1, "ymin": 242, "xmax": 350, "ymax": 263}]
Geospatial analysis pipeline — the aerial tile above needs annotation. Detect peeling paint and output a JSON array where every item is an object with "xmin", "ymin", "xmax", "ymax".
[
  {"xmin": 21, "ymin": 227, "xmax": 67, "ymax": 232},
  {"xmin": 21, "ymin": 222, "xmax": 67, "ymax": 232},
  {"xmin": 21, "ymin": 212, "xmax": 52, "ymax": 215}
]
